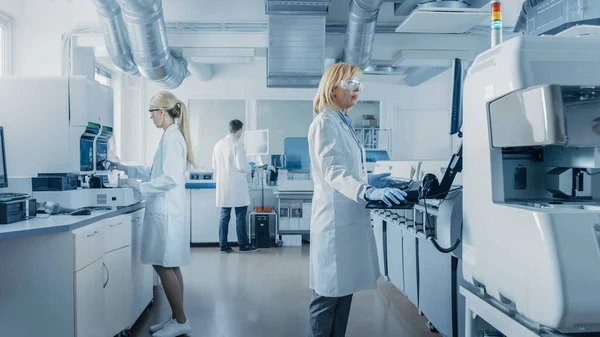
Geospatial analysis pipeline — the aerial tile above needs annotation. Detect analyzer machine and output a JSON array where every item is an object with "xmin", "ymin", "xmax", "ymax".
[{"xmin": 462, "ymin": 35, "xmax": 600, "ymax": 334}]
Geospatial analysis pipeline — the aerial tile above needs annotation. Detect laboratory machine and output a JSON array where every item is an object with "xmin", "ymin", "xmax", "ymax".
[
  {"xmin": 278, "ymin": 137, "xmax": 313, "ymax": 191},
  {"xmin": 462, "ymin": 35, "xmax": 600, "ymax": 334},
  {"xmin": 0, "ymin": 76, "xmax": 139, "ymax": 210},
  {"xmin": 371, "ymin": 156, "xmax": 464, "ymax": 337},
  {"xmin": 365, "ymin": 149, "xmax": 390, "ymax": 173},
  {"xmin": 0, "ymin": 127, "xmax": 37, "ymax": 224}
]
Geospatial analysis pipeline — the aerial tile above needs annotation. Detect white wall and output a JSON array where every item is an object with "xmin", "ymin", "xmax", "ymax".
[
  {"xmin": 121, "ymin": 60, "xmax": 467, "ymax": 167},
  {"xmin": 187, "ymin": 99, "xmax": 246, "ymax": 170},
  {"xmin": 256, "ymin": 100, "xmax": 314, "ymax": 155},
  {"xmin": 2, "ymin": 0, "xmax": 99, "ymax": 76},
  {"xmin": 390, "ymin": 69, "xmax": 457, "ymax": 160}
]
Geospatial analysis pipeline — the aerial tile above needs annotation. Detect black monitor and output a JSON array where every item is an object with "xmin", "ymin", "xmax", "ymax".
[
  {"xmin": 449, "ymin": 58, "xmax": 464, "ymax": 136},
  {"xmin": 0, "ymin": 127, "xmax": 7, "ymax": 188}
]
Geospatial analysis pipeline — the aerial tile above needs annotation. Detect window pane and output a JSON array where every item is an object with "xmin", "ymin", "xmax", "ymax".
[
  {"xmin": 347, "ymin": 101, "xmax": 380, "ymax": 128},
  {"xmin": 256, "ymin": 100, "xmax": 313, "ymax": 156},
  {"xmin": 188, "ymin": 99, "xmax": 246, "ymax": 170}
]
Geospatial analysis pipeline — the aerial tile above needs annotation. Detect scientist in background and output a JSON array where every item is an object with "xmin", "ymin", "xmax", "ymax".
[
  {"xmin": 212, "ymin": 119, "xmax": 259, "ymax": 254},
  {"xmin": 110, "ymin": 91, "xmax": 193, "ymax": 337},
  {"xmin": 307, "ymin": 63, "xmax": 406, "ymax": 337}
]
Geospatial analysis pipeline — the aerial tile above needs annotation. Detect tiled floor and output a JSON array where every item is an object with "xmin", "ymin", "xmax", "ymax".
[{"xmin": 130, "ymin": 245, "xmax": 439, "ymax": 337}]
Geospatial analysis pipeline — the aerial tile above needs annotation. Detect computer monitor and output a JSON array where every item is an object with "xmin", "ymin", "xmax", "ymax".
[
  {"xmin": 365, "ymin": 150, "xmax": 390, "ymax": 163},
  {"xmin": 283, "ymin": 137, "xmax": 310, "ymax": 171},
  {"xmin": 449, "ymin": 58, "xmax": 464, "ymax": 136},
  {"xmin": 245, "ymin": 129, "xmax": 270, "ymax": 156},
  {"xmin": 0, "ymin": 127, "xmax": 7, "ymax": 188}
]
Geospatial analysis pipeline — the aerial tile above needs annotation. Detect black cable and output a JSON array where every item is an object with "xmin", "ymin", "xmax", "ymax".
[
  {"xmin": 584, "ymin": 169, "xmax": 600, "ymax": 176},
  {"xmin": 422, "ymin": 186, "xmax": 462, "ymax": 254}
]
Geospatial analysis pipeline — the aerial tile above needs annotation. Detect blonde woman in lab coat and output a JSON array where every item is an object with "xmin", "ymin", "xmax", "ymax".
[
  {"xmin": 308, "ymin": 63, "xmax": 406, "ymax": 337},
  {"xmin": 111, "ymin": 91, "xmax": 193, "ymax": 337}
]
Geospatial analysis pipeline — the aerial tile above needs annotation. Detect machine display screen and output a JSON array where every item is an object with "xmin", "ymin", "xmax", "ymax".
[
  {"xmin": 284, "ymin": 137, "xmax": 310, "ymax": 171},
  {"xmin": 96, "ymin": 141, "xmax": 108, "ymax": 171},
  {"xmin": 80, "ymin": 138, "xmax": 94, "ymax": 173}
]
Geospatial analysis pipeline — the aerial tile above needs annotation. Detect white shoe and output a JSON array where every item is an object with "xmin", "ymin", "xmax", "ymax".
[
  {"xmin": 152, "ymin": 318, "xmax": 191, "ymax": 337},
  {"xmin": 150, "ymin": 317, "xmax": 172, "ymax": 333}
]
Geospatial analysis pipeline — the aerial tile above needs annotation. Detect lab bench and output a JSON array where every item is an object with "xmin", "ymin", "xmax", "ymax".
[
  {"xmin": 185, "ymin": 182, "xmax": 313, "ymax": 246},
  {"xmin": 273, "ymin": 189, "xmax": 312, "ymax": 243},
  {"xmin": 0, "ymin": 202, "xmax": 154, "ymax": 337},
  {"xmin": 185, "ymin": 181, "xmax": 278, "ymax": 246}
]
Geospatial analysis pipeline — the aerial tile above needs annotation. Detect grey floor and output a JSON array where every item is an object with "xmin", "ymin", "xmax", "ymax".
[{"xmin": 130, "ymin": 245, "xmax": 439, "ymax": 337}]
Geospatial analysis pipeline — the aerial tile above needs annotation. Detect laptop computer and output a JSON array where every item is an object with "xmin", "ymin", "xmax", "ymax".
[{"xmin": 365, "ymin": 144, "xmax": 463, "ymax": 209}]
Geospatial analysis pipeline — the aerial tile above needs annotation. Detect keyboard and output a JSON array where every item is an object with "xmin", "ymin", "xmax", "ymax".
[
  {"xmin": 365, "ymin": 200, "xmax": 413, "ymax": 209},
  {"xmin": 364, "ymin": 188, "xmax": 421, "ymax": 210},
  {"xmin": 0, "ymin": 192, "xmax": 30, "ymax": 203},
  {"xmin": 389, "ymin": 182, "xmax": 412, "ymax": 190}
]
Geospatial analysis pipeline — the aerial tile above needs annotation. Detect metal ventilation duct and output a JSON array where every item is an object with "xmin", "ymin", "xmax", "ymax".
[
  {"xmin": 343, "ymin": 0, "xmax": 384, "ymax": 70},
  {"xmin": 266, "ymin": 0, "xmax": 330, "ymax": 88},
  {"xmin": 92, "ymin": 0, "xmax": 139, "ymax": 76},
  {"xmin": 265, "ymin": 0, "xmax": 331, "ymax": 14},
  {"xmin": 116, "ymin": 0, "xmax": 188, "ymax": 88}
]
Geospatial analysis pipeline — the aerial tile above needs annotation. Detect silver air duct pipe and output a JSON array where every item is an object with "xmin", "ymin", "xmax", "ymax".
[
  {"xmin": 93, "ymin": 0, "xmax": 139, "ymax": 76},
  {"xmin": 116, "ymin": 0, "xmax": 188, "ymax": 88},
  {"xmin": 343, "ymin": 0, "xmax": 384, "ymax": 70}
]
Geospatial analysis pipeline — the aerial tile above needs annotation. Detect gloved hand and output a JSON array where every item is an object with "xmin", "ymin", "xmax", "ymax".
[
  {"xmin": 368, "ymin": 172, "xmax": 400, "ymax": 188},
  {"xmin": 108, "ymin": 161, "xmax": 126, "ymax": 171},
  {"xmin": 122, "ymin": 178, "xmax": 141, "ymax": 193},
  {"xmin": 365, "ymin": 187, "xmax": 407, "ymax": 207}
]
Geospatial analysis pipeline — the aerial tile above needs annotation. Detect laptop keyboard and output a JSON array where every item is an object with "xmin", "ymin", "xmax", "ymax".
[{"xmin": 0, "ymin": 193, "xmax": 30, "ymax": 203}]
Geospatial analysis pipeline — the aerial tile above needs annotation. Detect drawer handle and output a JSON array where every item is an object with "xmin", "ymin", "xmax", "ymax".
[
  {"xmin": 134, "ymin": 217, "xmax": 141, "ymax": 221},
  {"xmin": 86, "ymin": 231, "xmax": 98, "ymax": 238},
  {"xmin": 103, "ymin": 262, "xmax": 110, "ymax": 289},
  {"xmin": 110, "ymin": 222, "xmax": 123, "ymax": 227}
]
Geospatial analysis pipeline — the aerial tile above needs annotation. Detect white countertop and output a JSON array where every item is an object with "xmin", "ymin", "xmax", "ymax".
[{"xmin": 0, "ymin": 202, "xmax": 145, "ymax": 240}]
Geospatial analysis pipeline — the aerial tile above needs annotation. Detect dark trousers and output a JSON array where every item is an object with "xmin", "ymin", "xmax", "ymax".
[
  {"xmin": 219, "ymin": 206, "xmax": 249, "ymax": 250},
  {"xmin": 308, "ymin": 290, "xmax": 354, "ymax": 337}
]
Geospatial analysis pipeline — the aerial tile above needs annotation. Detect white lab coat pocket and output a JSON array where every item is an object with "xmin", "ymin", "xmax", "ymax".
[
  {"xmin": 139, "ymin": 213, "xmax": 168, "ymax": 264},
  {"xmin": 146, "ymin": 194, "xmax": 168, "ymax": 215}
]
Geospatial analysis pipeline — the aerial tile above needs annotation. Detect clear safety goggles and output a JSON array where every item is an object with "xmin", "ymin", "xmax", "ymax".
[{"xmin": 338, "ymin": 78, "xmax": 363, "ymax": 91}]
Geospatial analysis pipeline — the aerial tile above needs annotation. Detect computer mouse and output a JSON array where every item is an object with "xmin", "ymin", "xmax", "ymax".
[{"xmin": 70, "ymin": 208, "xmax": 91, "ymax": 216}]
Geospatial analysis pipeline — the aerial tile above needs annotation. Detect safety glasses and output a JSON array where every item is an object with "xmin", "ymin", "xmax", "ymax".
[
  {"xmin": 148, "ymin": 108, "xmax": 161, "ymax": 114},
  {"xmin": 338, "ymin": 78, "xmax": 363, "ymax": 91}
]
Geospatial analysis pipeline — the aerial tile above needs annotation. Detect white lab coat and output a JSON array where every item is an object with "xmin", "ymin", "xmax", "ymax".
[
  {"xmin": 126, "ymin": 124, "xmax": 190, "ymax": 267},
  {"xmin": 212, "ymin": 134, "xmax": 251, "ymax": 207},
  {"xmin": 308, "ymin": 109, "xmax": 380, "ymax": 297}
]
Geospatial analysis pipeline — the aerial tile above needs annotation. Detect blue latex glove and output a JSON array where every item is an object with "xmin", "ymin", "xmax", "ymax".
[
  {"xmin": 366, "ymin": 187, "xmax": 407, "ymax": 207},
  {"xmin": 368, "ymin": 172, "xmax": 400, "ymax": 188},
  {"xmin": 249, "ymin": 162, "xmax": 256, "ymax": 168},
  {"xmin": 108, "ymin": 160, "xmax": 126, "ymax": 171}
]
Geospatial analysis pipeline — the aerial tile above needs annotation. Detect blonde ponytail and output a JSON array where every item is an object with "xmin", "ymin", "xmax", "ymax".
[
  {"xmin": 149, "ymin": 91, "xmax": 196, "ymax": 167},
  {"xmin": 177, "ymin": 100, "xmax": 196, "ymax": 167}
]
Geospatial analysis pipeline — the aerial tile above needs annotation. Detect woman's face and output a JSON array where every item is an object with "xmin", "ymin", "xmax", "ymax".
[
  {"xmin": 332, "ymin": 76, "xmax": 363, "ymax": 111},
  {"xmin": 148, "ymin": 108, "xmax": 164, "ymax": 128}
]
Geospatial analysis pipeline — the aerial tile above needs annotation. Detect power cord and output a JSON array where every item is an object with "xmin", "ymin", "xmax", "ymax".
[
  {"xmin": 421, "ymin": 187, "xmax": 462, "ymax": 254},
  {"xmin": 584, "ymin": 169, "xmax": 600, "ymax": 176}
]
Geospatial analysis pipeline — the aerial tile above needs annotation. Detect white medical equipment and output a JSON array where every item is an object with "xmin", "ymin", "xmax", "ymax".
[
  {"xmin": 0, "ymin": 76, "xmax": 139, "ymax": 209},
  {"xmin": 462, "ymin": 35, "xmax": 600, "ymax": 333}
]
